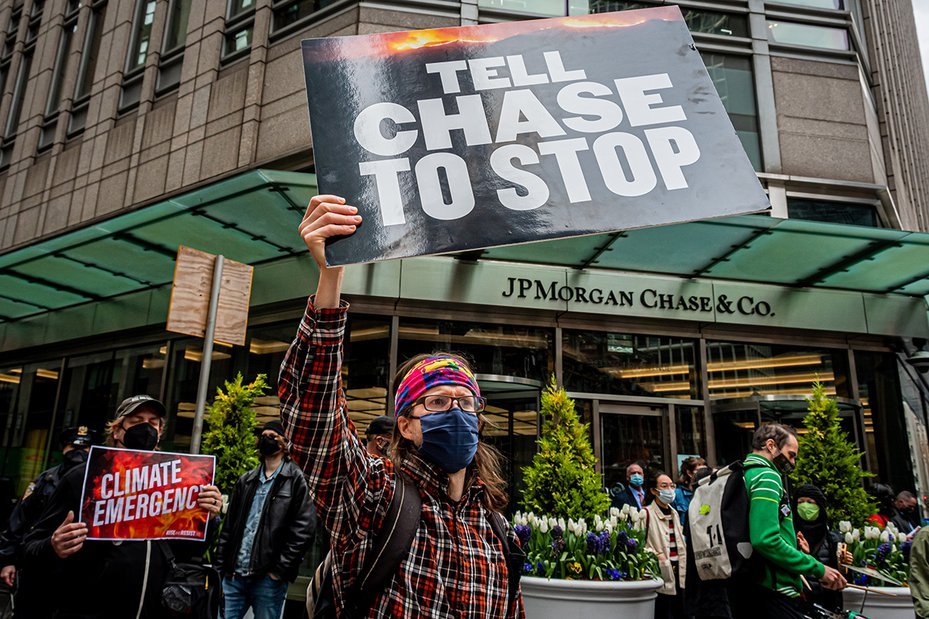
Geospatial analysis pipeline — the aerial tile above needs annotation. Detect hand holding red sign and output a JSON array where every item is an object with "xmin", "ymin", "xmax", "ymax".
[{"xmin": 80, "ymin": 446, "xmax": 217, "ymax": 541}]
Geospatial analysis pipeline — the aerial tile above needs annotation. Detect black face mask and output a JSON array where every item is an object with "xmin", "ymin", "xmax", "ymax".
[
  {"xmin": 772, "ymin": 451, "xmax": 795, "ymax": 475},
  {"xmin": 259, "ymin": 436, "xmax": 281, "ymax": 457},
  {"xmin": 122, "ymin": 423, "xmax": 159, "ymax": 451},
  {"xmin": 62, "ymin": 448, "xmax": 88, "ymax": 470}
]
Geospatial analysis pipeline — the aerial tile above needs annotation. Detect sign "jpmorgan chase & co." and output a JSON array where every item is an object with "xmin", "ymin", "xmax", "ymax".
[{"xmin": 502, "ymin": 277, "xmax": 775, "ymax": 317}]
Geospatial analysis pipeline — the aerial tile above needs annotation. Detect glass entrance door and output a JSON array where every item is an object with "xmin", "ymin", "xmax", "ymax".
[{"xmin": 599, "ymin": 403, "xmax": 668, "ymax": 490}]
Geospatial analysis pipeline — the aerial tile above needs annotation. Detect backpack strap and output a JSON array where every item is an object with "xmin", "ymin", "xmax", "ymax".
[
  {"xmin": 351, "ymin": 473, "xmax": 422, "ymax": 608},
  {"xmin": 487, "ymin": 510, "xmax": 525, "ymax": 615}
]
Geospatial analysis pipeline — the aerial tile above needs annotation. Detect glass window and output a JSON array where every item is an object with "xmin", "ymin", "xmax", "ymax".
[
  {"xmin": 769, "ymin": 0, "xmax": 843, "ymax": 9},
  {"xmin": 584, "ymin": 1, "xmax": 748, "ymax": 37},
  {"xmin": 162, "ymin": 340, "xmax": 237, "ymax": 452},
  {"xmin": 163, "ymin": 0, "xmax": 191, "ymax": 52},
  {"xmin": 767, "ymin": 20, "xmax": 850, "ymax": 50},
  {"xmin": 127, "ymin": 0, "xmax": 156, "ymax": 73},
  {"xmin": 58, "ymin": 352, "xmax": 119, "ymax": 434},
  {"xmin": 563, "ymin": 330, "xmax": 698, "ymax": 399},
  {"xmin": 787, "ymin": 198, "xmax": 879, "ymax": 227},
  {"xmin": 4, "ymin": 364, "xmax": 62, "ymax": 496},
  {"xmin": 114, "ymin": 345, "xmax": 167, "ymax": 402},
  {"xmin": 271, "ymin": 0, "xmax": 339, "ymax": 33},
  {"xmin": 223, "ymin": 0, "xmax": 255, "ymax": 61},
  {"xmin": 397, "ymin": 319, "xmax": 553, "ymax": 389},
  {"xmin": 223, "ymin": 22, "xmax": 252, "ymax": 57},
  {"xmin": 3, "ymin": 52, "xmax": 31, "ymax": 138},
  {"xmin": 0, "ymin": 366, "xmax": 24, "ymax": 504},
  {"xmin": 229, "ymin": 0, "xmax": 255, "ymax": 18},
  {"xmin": 600, "ymin": 405, "xmax": 665, "ymax": 489},
  {"xmin": 705, "ymin": 342, "xmax": 852, "ymax": 400},
  {"xmin": 46, "ymin": 21, "xmax": 76, "ymax": 117},
  {"xmin": 702, "ymin": 52, "xmax": 762, "ymax": 171},
  {"xmin": 675, "ymin": 405, "xmax": 707, "ymax": 464},
  {"xmin": 74, "ymin": 2, "xmax": 107, "ymax": 100},
  {"xmin": 477, "ymin": 0, "xmax": 565, "ymax": 16},
  {"xmin": 856, "ymin": 351, "xmax": 913, "ymax": 493}
]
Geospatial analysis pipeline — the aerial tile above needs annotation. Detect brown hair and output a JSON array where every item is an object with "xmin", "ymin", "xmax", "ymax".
[
  {"xmin": 390, "ymin": 352, "xmax": 509, "ymax": 512},
  {"xmin": 679, "ymin": 456, "xmax": 706, "ymax": 484}
]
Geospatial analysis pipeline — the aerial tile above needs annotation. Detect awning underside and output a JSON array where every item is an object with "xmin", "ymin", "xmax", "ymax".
[{"xmin": 2, "ymin": 168, "xmax": 929, "ymax": 325}]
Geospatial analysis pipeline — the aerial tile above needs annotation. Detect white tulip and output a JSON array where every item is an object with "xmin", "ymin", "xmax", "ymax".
[
  {"xmin": 879, "ymin": 531, "xmax": 892, "ymax": 544},
  {"xmin": 558, "ymin": 518, "xmax": 566, "ymax": 530},
  {"xmin": 886, "ymin": 522, "xmax": 899, "ymax": 536},
  {"xmin": 539, "ymin": 520, "xmax": 550, "ymax": 534},
  {"xmin": 839, "ymin": 521, "xmax": 852, "ymax": 533},
  {"xmin": 610, "ymin": 507, "xmax": 620, "ymax": 518},
  {"xmin": 845, "ymin": 532, "xmax": 855, "ymax": 545},
  {"xmin": 549, "ymin": 517, "xmax": 558, "ymax": 529},
  {"xmin": 852, "ymin": 529, "xmax": 861, "ymax": 542}
]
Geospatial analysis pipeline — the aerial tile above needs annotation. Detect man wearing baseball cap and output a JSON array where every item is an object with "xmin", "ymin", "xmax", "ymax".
[
  {"xmin": 22, "ymin": 395, "xmax": 224, "ymax": 618},
  {"xmin": 365, "ymin": 415, "xmax": 395, "ymax": 458},
  {"xmin": 0, "ymin": 425, "xmax": 96, "ymax": 617}
]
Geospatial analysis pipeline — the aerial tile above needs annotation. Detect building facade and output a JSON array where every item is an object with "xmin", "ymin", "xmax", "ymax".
[{"xmin": 0, "ymin": 0, "xmax": 929, "ymax": 595}]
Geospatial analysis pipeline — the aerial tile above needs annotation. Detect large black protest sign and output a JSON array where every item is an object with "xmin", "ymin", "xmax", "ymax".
[{"xmin": 302, "ymin": 8, "xmax": 769, "ymax": 266}]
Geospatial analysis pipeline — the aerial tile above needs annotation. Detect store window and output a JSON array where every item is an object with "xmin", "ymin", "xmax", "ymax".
[
  {"xmin": 600, "ymin": 403, "xmax": 665, "ymax": 489},
  {"xmin": 156, "ymin": 0, "xmax": 190, "ymax": 93},
  {"xmin": 767, "ymin": 20, "xmax": 850, "ymax": 50},
  {"xmin": 787, "ymin": 197, "xmax": 879, "ymax": 227},
  {"xmin": 702, "ymin": 52, "xmax": 762, "ymax": 171},
  {"xmin": 705, "ymin": 342, "xmax": 851, "ymax": 400},
  {"xmin": 675, "ymin": 404, "xmax": 707, "ymax": 465},
  {"xmin": 70, "ymin": 0, "xmax": 107, "ymax": 135},
  {"xmin": 223, "ymin": 0, "xmax": 255, "ymax": 62},
  {"xmin": 563, "ymin": 330, "xmax": 699, "ymax": 399},
  {"xmin": 856, "ymin": 351, "xmax": 913, "ymax": 493}
]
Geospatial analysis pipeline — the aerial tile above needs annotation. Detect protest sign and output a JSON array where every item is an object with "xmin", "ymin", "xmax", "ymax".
[
  {"xmin": 301, "ymin": 7, "xmax": 769, "ymax": 266},
  {"xmin": 80, "ymin": 446, "xmax": 215, "ymax": 541}
]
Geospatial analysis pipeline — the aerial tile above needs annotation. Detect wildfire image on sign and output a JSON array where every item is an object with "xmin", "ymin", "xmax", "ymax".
[{"xmin": 80, "ymin": 446, "xmax": 215, "ymax": 541}]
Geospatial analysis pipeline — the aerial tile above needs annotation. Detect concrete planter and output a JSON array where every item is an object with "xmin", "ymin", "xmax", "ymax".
[
  {"xmin": 842, "ymin": 586, "xmax": 913, "ymax": 619},
  {"xmin": 520, "ymin": 575, "xmax": 663, "ymax": 619}
]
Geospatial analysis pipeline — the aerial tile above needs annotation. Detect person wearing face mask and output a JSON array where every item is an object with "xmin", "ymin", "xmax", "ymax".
[
  {"xmin": 672, "ymin": 456, "xmax": 705, "ymax": 529},
  {"xmin": 215, "ymin": 420, "xmax": 315, "ymax": 619},
  {"xmin": 0, "ymin": 426, "xmax": 95, "ymax": 618},
  {"xmin": 892, "ymin": 490, "xmax": 921, "ymax": 534},
  {"xmin": 616, "ymin": 462, "xmax": 648, "ymax": 510},
  {"xmin": 279, "ymin": 194, "xmax": 524, "ymax": 618},
  {"xmin": 365, "ymin": 415, "xmax": 395, "ymax": 459},
  {"xmin": 21, "ymin": 395, "xmax": 223, "ymax": 618},
  {"xmin": 791, "ymin": 485, "xmax": 845, "ymax": 614},
  {"xmin": 644, "ymin": 471, "xmax": 687, "ymax": 619},
  {"xmin": 738, "ymin": 423, "xmax": 847, "ymax": 619}
]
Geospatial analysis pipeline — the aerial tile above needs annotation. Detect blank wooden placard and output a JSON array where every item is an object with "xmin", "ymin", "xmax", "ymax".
[{"xmin": 166, "ymin": 246, "xmax": 253, "ymax": 346}]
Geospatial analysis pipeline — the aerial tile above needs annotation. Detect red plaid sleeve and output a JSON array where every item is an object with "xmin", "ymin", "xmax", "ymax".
[{"xmin": 278, "ymin": 297, "xmax": 394, "ymax": 548}]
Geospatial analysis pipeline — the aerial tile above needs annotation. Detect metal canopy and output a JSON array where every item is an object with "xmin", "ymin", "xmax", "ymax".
[
  {"xmin": 0, "ymin": 169, "xmax": 316, "ymax": 323},
  {"xmin": 2, "ymin": 168, "xmax": 929, "ymax": 327},
  {"xmin": 481, "ymin": 215, "xmax": 929, "ymax": 297}
]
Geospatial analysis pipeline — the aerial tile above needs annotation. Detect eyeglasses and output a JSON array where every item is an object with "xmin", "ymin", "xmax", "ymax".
[
  {"xmin": 411, "ymin": 395, "xmax": 486, "ymax": 415},
  {"xmin": 657, "ymin": 483, "xmax": 678, "ymax": 490}
]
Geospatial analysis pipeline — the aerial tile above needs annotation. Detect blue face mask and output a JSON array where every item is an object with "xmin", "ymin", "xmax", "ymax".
[
  {"xmin": 416, "ymin": 408, "xmax": 479, "ymax": 473},
  {"xmin": 630, "ymin": 473, "xmax": 644, "ymax": 488}
]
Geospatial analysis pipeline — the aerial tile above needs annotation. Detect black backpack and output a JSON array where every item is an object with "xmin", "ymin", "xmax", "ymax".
[{"xmin": 307, "ymin": 475, "xmax": 524, "ymax": 618}]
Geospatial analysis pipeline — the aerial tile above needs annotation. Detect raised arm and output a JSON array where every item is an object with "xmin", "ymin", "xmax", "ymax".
[{"xmin": 279, "ymin": 196, "xmax": 393, "ymax": 543}]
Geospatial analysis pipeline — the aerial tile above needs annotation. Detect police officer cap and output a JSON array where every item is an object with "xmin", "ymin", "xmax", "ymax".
[
  {"xmin": 59, "ymin": 425, "xmax": 96, "ymax": 448},
  {"xmin": 114, "ymin": 394, "xmax": 166, "ymax": 420},
  {"xmin": 366, "ymin": 415, "xmax": 395, "ymax": 438}
]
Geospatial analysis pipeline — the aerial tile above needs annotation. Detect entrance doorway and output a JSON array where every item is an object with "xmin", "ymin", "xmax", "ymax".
[
  {"xmin": 476, "ymin": 374, "xmax": 541, "ymax": 510},
  {"xmin": 598, "ymin": 403, "xmax": 668, "ymax": 490}
]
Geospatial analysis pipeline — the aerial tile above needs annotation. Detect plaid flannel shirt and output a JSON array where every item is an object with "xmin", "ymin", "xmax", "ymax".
[{"xmin": 279, "ymin": 298, "xmax": 525, "ymax": 619}]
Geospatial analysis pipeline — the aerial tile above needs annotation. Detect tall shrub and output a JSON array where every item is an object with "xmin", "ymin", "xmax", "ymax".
[
  {"xmin": 201, "ymin": 373, "xmax": 268, "ymax": 493},
  {"xmin": 521, "ymin": 376, "xmax": 610, "ymax": 520},
  {"xmin": 791, "ymin": 381, "xmax": 875, "ymax": 526}
]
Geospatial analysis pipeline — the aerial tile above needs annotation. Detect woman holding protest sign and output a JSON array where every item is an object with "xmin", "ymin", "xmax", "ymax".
[{"xmin": 279, "ymin": 194, "xmax": 524, "ymax": 618}]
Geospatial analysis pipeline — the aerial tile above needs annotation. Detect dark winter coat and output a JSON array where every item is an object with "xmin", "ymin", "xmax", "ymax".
[{"xmin": 214, "ymin": 457, "xmax": 316, "ymax": 582}]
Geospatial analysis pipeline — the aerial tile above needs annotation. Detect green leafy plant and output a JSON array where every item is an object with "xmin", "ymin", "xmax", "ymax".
[
  {"xmin": 791, "ymin": 381, "xmax": 875, "ymax": 526},
  {"xmin": 521, "ymin": 376, "xmax": 610, "ymax": 520},
  {"xmin": 201, "ymin": 373, "xmax": 268, "ymax": 493},
  {"xmin": 513, "ymin": 507, "xmax": 658, "ymax": 581}
]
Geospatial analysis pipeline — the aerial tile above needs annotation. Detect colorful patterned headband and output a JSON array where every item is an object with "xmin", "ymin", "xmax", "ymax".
[{"xmin": 394, "ymin": 356, "xmax": 480, "ymax": 416}]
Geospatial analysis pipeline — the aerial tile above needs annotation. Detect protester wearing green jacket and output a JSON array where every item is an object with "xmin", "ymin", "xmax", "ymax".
[
  {"xmin": 910, "ymin": 526, "xmax": 929, "ymax": 617},
  {"xmin": 740, "ymin": 424, "xmax": 847, "ymax": 619}
]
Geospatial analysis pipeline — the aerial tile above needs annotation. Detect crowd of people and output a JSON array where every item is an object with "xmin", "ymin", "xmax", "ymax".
[{"xmin": 0, "ymin": 195, "xmax": 926, "ymax": 619}]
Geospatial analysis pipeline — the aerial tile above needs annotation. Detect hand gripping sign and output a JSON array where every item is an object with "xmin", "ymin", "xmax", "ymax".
[
  {"xmin": 301, "ymin": 7, "xmax": 769, "ymax": 266},
  {"xmin": 80, "ymin": 446, "xmax": 216, "ymax": 541}
]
